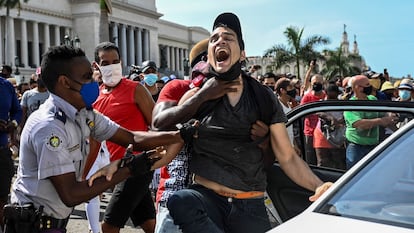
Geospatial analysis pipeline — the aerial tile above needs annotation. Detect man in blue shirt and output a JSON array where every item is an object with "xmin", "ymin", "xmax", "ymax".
[{"xmin": 0, "ymin": 69, "xmax": 22, "ymax": 230}]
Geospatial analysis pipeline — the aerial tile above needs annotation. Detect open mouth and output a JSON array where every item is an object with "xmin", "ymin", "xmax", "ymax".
[{"xmin": 216, "ymin": 49, "xmax": 229, "ymax": 62}]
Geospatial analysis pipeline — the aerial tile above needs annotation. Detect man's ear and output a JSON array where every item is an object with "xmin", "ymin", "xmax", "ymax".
[{"xmin": 240, "ymin": 50, "xmax": 246, "ymax": 62}]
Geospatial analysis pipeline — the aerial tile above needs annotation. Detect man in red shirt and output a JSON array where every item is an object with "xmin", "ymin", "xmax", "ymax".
[
  {"xmin": 92, "ymin": 42, "xmax": 156, "ymax": 233},
  {"xmin": 300, "ymin": 74, "xmax": 326, "ymax": 165}
]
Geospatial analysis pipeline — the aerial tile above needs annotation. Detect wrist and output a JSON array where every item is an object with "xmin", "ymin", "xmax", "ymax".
[{"xmin": 10, "ymin": 120, "xmax": 18, "ymax": 128}]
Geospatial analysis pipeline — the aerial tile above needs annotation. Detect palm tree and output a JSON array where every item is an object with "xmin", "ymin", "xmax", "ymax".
[
  {"xmin": 0, "ymin": 0, "xmax": 29, "ymax": 64},
  {"xmin": 264, "ymin": 26, "xmax": 330, "ymax": 79},
  {"xmin": 320, "ymin": 47, "xmax": 362, "ymax": 81},
  {"xmin": 98, "ymin": 0, "xmax": 112, "ymax": 43}
]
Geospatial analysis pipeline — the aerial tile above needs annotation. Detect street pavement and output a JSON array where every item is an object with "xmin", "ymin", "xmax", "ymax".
[{"xmin": 66, "ymin": 191, "xmax": 145, "ymax": 233}]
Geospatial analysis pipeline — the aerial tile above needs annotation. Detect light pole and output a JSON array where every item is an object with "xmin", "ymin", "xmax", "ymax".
[{"xmin": 63, "ymin": 35, "xmax": 81, "ymax": 48}]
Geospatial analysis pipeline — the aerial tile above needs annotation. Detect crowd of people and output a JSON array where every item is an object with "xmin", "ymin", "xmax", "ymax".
[
  {"xmin": 255, "ymin": 59, "xmax": 408, "ymax": 170},
  {"xmin": 1, "ymin": 10, "xmax": 410, "ymax": 233}
]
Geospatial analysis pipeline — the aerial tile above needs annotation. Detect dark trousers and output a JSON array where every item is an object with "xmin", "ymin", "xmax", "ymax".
[
  {"xmin": 167, "ymin": 184, "xmax": 271, "ymax": 233},
  {"xmin": 305, "ymin": 135, "xmax": 317, "ymax": 165}
]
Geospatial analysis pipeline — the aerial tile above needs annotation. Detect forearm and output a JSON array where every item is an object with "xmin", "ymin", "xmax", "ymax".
[
  {"xmin": 153, "ymin": 92, "xmax": 207, "ymax": 130},
  {"xmin": 279, "ymin": 155, "xmax": 323, "ymax": 192},
  {"xmin": 51, "ymin": 165, "xmax": 131, "ymax": 207},
  {"xmin": 132, "ymin": 130, "xmax": 183, "ymax": 151},
  {"xmin": 354, "ymin": 118, "xmax": 384, "ymax": 130},
  {"xmin": 150, "ymin": 142, "xmax": 184, "ymax": 169},
  {"xmin": 109, "ymin": 128, "xmax": 183, "ymax": 151}
]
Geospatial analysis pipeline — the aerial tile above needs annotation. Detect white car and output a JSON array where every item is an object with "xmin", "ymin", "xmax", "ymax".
[{"xmin": 267, "ymin": 100, "xmax": 414, "ymax": 232}]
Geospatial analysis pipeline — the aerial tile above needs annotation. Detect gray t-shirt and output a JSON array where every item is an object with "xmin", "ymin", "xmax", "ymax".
[
  {"xmin": 20, "ymin": 88, "xmax": 49, "ymax": 116},
  {"xmin": 11, "ymin": 94, "xmax": 119, "ymax": 219}
]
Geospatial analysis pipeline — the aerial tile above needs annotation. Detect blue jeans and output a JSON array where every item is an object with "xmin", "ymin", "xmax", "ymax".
[
  {"xmin": 155, "ymin": 204, "xmax": 182, "ymax": 233},
  {"xmin": 167, "ymin": 184, "xmax": 271, "ymax": 233},
  {"xmin": 346, "ymin": 143, "xmax": 376, "ymax": 169}
]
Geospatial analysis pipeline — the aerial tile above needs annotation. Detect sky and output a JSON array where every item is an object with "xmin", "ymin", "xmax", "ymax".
[{"xmin": 156, "ymin": 0, "xmax": 413, "ymax": 78}]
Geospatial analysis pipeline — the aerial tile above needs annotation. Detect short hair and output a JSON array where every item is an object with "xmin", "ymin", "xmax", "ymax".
[
  {"xmin": 263, "ymin": 72, "xmax": 277, "ymax": 82},
  {"xmin": 275, "ymin": 77, "xmax": 291, "ymax": 94},
  {"xmin": 1, "ymin": 65, "xmax": 12, "ymax": 74},
  {"xmin": 40, "ymin": 45, "xmax": 86, "ymax": 93},
  {"xmin": 94, "ymin": 42, "xmax": 120, "ymax": 63}
]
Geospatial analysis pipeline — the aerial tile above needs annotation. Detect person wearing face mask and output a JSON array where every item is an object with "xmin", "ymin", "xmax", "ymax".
[
  {"xmin": 262, "ymin": 72, "xmax": 278, "ymax": 93},
  {"xmin": 8, "ymin": 45, "xmax": 189, "ymax": 233},
  {"xmin": 275, "ymin": 77, "xmax": 295, "ymax": 143},
  {"xmin": 300, "ymin": 74, "xmax": 326, "ymax": 166},
  {"xmin": 141, "ymin": 60, "xmax": 161, "ymax": 101},
  {"xmin": 343, "ymin": 75, "xmax": 398, "ymax": 169},
  {"xmin": 91, "ymin": 42, "xmax": 158, "ymax": 233},
  {"xmin": 397, "ymin": 83, "xmax": 413, "ymax": 102}
]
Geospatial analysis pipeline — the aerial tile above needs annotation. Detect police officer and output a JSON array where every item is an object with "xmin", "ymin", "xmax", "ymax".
[{"xmin": 8, "ymin": 45, "xmax": 188, "ymax": 233}]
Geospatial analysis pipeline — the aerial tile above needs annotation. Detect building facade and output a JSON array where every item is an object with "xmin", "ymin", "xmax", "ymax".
[{"xmin": 0, "ymin": 0, "xmax": 210, "ymax": 83}]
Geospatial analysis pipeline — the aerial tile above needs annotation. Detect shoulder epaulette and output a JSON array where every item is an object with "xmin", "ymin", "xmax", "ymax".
[{"xmin": 52, "ymin": 107, "xmax": 66, "ymax": 124}]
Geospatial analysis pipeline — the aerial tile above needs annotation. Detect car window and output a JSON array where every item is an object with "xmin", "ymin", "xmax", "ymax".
[
  {"xmin": 316, "ymin": 125, "xmax": 414, "ymax": 228},
  {"xmin": 290, "ymin": 110, "xmax": 414, "ymax": 171}
]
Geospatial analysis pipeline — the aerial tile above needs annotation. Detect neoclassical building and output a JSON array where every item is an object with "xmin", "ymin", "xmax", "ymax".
[{"xmin": 0, "ymin": 0, "xmax": 210, "ymax": 83}]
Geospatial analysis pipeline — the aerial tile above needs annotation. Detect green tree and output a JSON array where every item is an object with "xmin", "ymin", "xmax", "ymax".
[
  {"xmin": 99, "ymin": 0, "xmax": 112, "ymax": 43},
  {"xmin": 320, "ymin": 47, "xmax": 362, "ymax": 81},
  {"xmin": 264, "ymin": 26, "xmax": 330, "ymax": 79}
]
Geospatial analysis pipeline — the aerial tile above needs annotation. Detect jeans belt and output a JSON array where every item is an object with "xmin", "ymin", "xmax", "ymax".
[
  {"xmin": 40, "ymin": 215, "xmax": 69, "ymax": 230},
  {"xmin": 216, "ymin": 191, "xmax": 264, "ymax": 199}
]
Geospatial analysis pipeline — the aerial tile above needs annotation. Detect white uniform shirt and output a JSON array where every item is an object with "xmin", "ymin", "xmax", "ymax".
[{"xmin": 11, "ymin": 94, "xmax": 119, "ymax": 219}]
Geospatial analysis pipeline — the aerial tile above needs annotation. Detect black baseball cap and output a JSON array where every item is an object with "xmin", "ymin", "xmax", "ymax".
[
  {"xmin": 141, "ymin": 60, "xmax": 157, "ymax": 73},
  {"xmin": 213, "ymin": 12, "xmax": 245, "ymax": 50}
]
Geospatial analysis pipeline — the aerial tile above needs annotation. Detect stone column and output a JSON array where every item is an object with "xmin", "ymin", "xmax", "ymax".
[
  {"xmin": 143, "ymin": 29, "xmax": 149, "ymax": 61},
  {"xmin": 0, "ymin": 17, "xmax": 3, "ymax": 64},
  {"xmin": 112, "ymin": 22, "xmax": 118, "ymax": 46},
  {"xmin": 128, "ymin": 26, "xmax": 135, "ymax": 66},
  {"xmin": 135, "ymin": 28, "xmax": 142, "ymax": 65},
  {"xmin": 21, "ymin": 19, "xmax": 28, "ymax": 68},
  {"xmin": 175, "ymin": 47, "xmax": 179, "ymax": 72},
  {"xmin": 179, "ymin": 48, "xmax": 183, "ymax": 74},
  {"xmin": 43, "ymin": 23, "xmax": 50, "ymax": 52},
  {"xmin": 165, "ymin": 45, "xmax": 170, "ymax": 70},
  {"xmin": 32, "ymin": 21, "xmax": 40, "ymax": 67},
  {"xmin": 120, "ymin": 24, "xmax": 127, "ymax": 71},
  {"xmin": 6, "ymin": 16, "xmax": 15, "ymax": 66},
  {"xmin": 54, "ymin": 25, "xmax": 60, "ymax": 46}
]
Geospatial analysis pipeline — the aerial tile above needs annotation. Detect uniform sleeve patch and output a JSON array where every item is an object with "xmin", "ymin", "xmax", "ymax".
[{"xmin": 46, "ymin": 134, "xmax": 63, "ymax": 151}]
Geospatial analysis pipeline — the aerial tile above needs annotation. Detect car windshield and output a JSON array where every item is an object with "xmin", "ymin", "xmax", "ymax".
[{"xmin": 317, "ymin": 125, "xmax": 414, "ymax": 228}]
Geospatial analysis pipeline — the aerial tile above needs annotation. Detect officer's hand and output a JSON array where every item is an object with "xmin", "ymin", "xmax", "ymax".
[
  {"xmin": 198, "ymin": 78, "xmax": 240, "ymax": 101},
  {"xmin": 176, "ymin": 119, "xmax": 199, "ymax": 144},
  {"xmin": 87, "ymin": 161, "xmax": 120, "ymax": 186}
]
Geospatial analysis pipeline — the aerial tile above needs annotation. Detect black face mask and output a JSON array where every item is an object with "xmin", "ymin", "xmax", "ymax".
[
  {"xmin": 312, "ymin": 83, "xmax": 323, "ymax": 92},
  {"xmin": 363, "ymin": 86, "xmax": 373, "ymax": 95},
  {"xmin": 267, "ymin": 85, "xmax": 275, "ymax": 91},
  {"xmin": 208, "ymin": 61, "xmax": 242, "ymax": 81},
  {"xmin": 286, "ymin": 89, "xmax": 297, "ymax": 99}
]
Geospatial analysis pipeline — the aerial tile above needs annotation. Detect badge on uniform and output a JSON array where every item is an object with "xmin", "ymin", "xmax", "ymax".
[
  {"xmin": 86, "ymin": 118, "xmax": 95, "ymax": 129},
  {"xmin": 46, "ymin": 134, "xmax": 63, "ymax": 151}
]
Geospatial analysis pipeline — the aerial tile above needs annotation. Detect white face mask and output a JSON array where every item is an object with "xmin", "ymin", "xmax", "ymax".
[{"xmin": 99, "ymin": 63, "xmax": 123, "ymax": 87}]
